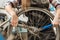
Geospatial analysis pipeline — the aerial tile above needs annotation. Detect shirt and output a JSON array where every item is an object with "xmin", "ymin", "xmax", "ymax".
[{"xmin": 5, "ymin": 0, "xmax": 60, "ymax": 8}]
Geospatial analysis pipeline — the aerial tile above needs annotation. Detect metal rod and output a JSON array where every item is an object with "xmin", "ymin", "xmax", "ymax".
[{"xmin": 56, "ymin": 25, "xmax": 60, "ymax": 40}]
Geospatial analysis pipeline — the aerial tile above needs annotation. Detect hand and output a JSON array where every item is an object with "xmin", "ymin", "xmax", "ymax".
[
  {"xmin": 52, "ymin": 14, "xmax": 59, "ymax": 27},
  {"xmin": 11, "ymin": 15, "xmax": 18, "ymax": 27}
]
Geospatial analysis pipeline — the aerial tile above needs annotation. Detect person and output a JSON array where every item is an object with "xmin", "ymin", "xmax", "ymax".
[
  {"xmin": 50, "ymin": 0, "xmax": 60, "ymax": 27},
  {"xmin": 5, "ymin": 0, "xmax": 28, "ymax": 40},
  {"xmin": 4, "ymin": 0, "xmax": 60, "ymax": 40},
  {"xmin": 5, "ymin": 0, "xmax": 30, "ymax": 28},
  {"xmin": 5, "ymin": 0, "xmax": 60, "ymax": 28}
]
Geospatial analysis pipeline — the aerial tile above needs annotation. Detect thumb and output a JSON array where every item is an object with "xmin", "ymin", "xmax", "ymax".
[{"xmin": 52, "ymin": 21, "xmax": 59, "ymax": 27}]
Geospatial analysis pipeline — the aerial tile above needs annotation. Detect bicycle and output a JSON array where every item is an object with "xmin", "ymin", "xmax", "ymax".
[{"xmin": 0, "ymin": 0, "xmax": 60, "ymax": 40}]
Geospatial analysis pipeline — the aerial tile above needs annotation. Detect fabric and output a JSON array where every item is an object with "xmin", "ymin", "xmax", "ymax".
[
  {"xmin": 5, "ymin": 0, "xmax": 60, "ymax": 8},
  {"xmin": 49, "ymin": 0, "xmax": 60, "ymax": 8}
]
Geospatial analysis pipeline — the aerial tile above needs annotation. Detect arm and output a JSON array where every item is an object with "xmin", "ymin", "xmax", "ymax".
[
  {"xmin": 5, "ymin": 1, "xmax": 18, "ymax": 27},
  {"xmin": 49, "ymin": 0, "xmax": 60, "ymax": 27},
  {"xmin": 5, "ymin": 0, "xmax": 18, "ymax": 16},
  {"xmin": 5, "ymin": 4, "xmax": 16, "ymax": 16}
]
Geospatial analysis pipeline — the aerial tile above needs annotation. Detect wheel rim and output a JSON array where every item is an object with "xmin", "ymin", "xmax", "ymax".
[{"xmin": 19, "ymin": 8, "xmax": 55, "ymax": 40}]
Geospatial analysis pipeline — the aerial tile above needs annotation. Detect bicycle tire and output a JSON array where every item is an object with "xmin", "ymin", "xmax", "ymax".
[{"xmin": 18, "ymin": 7, "xmax": 57, "ymax": 40}]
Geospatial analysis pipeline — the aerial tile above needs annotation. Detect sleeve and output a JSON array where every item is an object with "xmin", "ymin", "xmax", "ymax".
[
  {"xmin": 5, "ymin": 0, "xmax": 17, "ymax": 7},
  {"xmin": 49, "ymin": 0, "xmax": 60, "ymax": 8}
]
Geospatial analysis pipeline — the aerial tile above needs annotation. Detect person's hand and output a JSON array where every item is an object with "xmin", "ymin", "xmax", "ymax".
[
  {"xmin": 11, "ymin": 15, "xmax": 18, "ymax": 27},
  {"xmin": 52, "ymin": 14, "xmax": 59, "ymax": 27}
]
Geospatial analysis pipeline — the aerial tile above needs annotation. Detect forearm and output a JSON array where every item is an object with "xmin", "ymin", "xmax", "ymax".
[
  {"xmin": 56, "ymin": 6, "xmax": 60, "ymax": 16},
  {"xmin": 5, "ymin": 5, "xmax": 16, "ymax": 16}
]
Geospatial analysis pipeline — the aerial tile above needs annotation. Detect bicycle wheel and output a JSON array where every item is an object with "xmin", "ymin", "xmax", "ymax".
[{"xmin": 18, "ymin": 7, "xmax": 56, "ymax": 40}]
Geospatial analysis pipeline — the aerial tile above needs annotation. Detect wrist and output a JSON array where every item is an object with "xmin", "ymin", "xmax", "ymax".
[
  {"xmin": 11, "ymin": 13, "xmax": 18, "ymax": 18},
  {"xmin": 11, "ymin": 13, "xmax": 17, "ymax": 17},
  {"xmin": 9, "ymin": 11, "xmax": 17, "ymax": 17}
]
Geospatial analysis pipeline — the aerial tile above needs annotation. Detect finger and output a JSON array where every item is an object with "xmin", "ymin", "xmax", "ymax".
[
  {"xmin": 14, "ymin": 22, "xmax": 18, "ymax": 27},
  {"xmin": 11, "ymin": 21, "xmax": 13, "ymax": 26},
  {"xmin": 13, "ymin": 21, "xmax": 18, "ymax": 27},
  {"xmin": 52, "ymin": 22, "xmax": 59, "ymax": 27},
  {"xmin": 11, "ymin": 18, "xmax": 18, "ymax": 27},
  {"xmin": 11, "ymin": 20, "xmax": 15, "ymax": 27}
]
